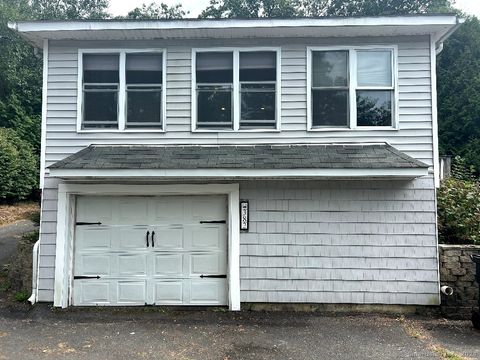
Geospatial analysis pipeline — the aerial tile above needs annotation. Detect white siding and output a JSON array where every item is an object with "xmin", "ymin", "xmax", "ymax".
[{"xmin": 44, "ymin": 35, "xmax": 433, "ymax": 168}]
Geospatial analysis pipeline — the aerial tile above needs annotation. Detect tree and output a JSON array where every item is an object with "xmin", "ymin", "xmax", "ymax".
[
  {"xmin": 30, "ymin": 0, "xmax": 110, "ymax": 20},
  {"xmin": 200, "ymin": 0, "xmax": 297, "ymax": 18},
  {"xmin": 437, "ymin": 17, "xmax": 480, "ymax": 173},
  {"xmin": 124, "ymin": 2, "xmax": 187, "ymax": 19},
  {"xmin": 0, "ymin": 128, "xmax": 38, "ymax": 202},
  {"xmin": 200, "ymin": 0, "xmax": 453, "ymax": 18}
]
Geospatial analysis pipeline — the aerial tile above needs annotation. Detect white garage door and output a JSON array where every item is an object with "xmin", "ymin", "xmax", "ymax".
[{"xmin": 73, "ymin": 195, "xmax": 228, "ymax": 306}]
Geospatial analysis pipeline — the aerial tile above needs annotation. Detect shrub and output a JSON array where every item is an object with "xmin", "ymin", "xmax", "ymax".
[
  {"xmin": 0, "ymin": 128, "xmax": 38, "ymax": 203},
  {"xmin": 437, "ymin": 177, "xmax": 480, "ymax": 245}
]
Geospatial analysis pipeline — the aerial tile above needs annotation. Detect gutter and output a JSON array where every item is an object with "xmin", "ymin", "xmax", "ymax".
[{"xmin": 435, "ymin": 17, "xmax": 465, "ymax": 55}]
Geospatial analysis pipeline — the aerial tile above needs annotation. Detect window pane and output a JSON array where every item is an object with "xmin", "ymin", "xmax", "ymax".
[
  {"xmin": 83, "ymin": 54, "xmax": 119, "ymax": 83},
  {"xmin": 126, "ymin": 53, "xmax": 162, "ymax": 84},
  {"xmin": 127, "ymin": 89, "xmax": 162, "ymax": 128},
  {"xmin": 240, "ymin": 51, "xmax": 276, "ymax": 81},
  {"xmin": 312, "ymin": 51, "xmax": 348, "ymax": 87},
  {"xmin": 196, "ymin": 52, "xmax": 233, "ymax": 83},
  {"xmin": 83, "ymin": 90, "xmax": 118, "ymax": 129},
  {"xmin": 197, "ymin": 86, "xmax": 232, "ymax": 129},
  {"xmin": 357, "ymin": 51, "xmax": 392, "ymax": 87},
  {"xmin": 312, "ymin": 90, "xmax": 348, "ymax": 127},
  {"xmin": 240, "ymin": 84, "xmax": 275, "ymax": 128},
  {"xmin": 357, "ymin": 90, "xmax": 392, "ymax": 126}
]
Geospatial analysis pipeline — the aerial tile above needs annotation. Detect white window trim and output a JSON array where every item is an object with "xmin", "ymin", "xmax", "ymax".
[
  {"xmin": 191, "ymin": 47, "xmax": 282, "ymax": 133},
  {"xmin": 77, "ymin": 48, "xmax": 167, "ymax": 133},
  {"xmin": 306, "ymin": 45, "xmax": 399, "ymax": 132},
  {"xmin": 54, "ymin": 183, "xmax": 241, "ymax": 311}
]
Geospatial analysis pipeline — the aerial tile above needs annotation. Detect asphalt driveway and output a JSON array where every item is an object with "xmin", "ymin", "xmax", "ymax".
[{"xmin": 0, "ymin": 305, "xmax": 478, "ymax": 360}]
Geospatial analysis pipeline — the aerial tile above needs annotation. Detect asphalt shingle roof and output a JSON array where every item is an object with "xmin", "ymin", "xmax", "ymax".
[{"xmin": 48, "ymin": 144, "xmax": 428, "ymax": 170}]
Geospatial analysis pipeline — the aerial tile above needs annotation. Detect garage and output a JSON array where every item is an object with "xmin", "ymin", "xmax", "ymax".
[{"xmin": 72, "ymin": 195, "xmax": 228, "ymax": 306}]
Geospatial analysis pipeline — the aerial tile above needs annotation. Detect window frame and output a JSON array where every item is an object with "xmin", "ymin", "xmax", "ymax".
[
  {"xmin": 306, "ymin": 45, "xmax": 399, "ymax": 132},
  {"xmin": 77, "ymin": 48, "xmax": 167, "ymax": 133},
  {"xmin": 191, "ymin": 47, "xmax": 282, "ymax": 132}
]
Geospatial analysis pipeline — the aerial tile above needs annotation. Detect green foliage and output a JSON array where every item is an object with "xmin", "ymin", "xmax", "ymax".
[
  {"xmin": 123, "ymin": 2, "xmax": 188, "ymax": 19},
  {"xmin": 14, "ymin": 290, "xmax": 29, "ymax": 302},
  {"xmin": 30, "ymin": 0, "xmax": 110, "ymax": 20},
  {"xmin": 0, "ymin": 128, "xmax": 38, "ymax": 203},
  {"xmin": 200, "ymin": 0, "xmax": 453, "ymax": 18},
  {"xmin": 22, "ymin": 230, "xmax": 40, "ymax": 243},
  {"xmin": 437, "ymin": 157, "xmax": 480, "ymax": 245},
  {"xmin": 438, "ymin": 17, "xmax": 480, "ymax": 174}
]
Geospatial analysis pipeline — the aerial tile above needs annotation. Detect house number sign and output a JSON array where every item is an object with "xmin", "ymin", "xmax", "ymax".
[{"xmin": 240, "ymin": 200, "xmax": 249, "ymax": 231}]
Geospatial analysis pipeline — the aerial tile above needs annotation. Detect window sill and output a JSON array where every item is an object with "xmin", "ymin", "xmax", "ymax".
[
  {"xmin": 192, "ymin": 128, "xmax": 281, "ymax": 133},
  {"xmin": 77, "ymin": 129, "xmax": 165, "ymax": 134},
  {"xmin": 308, "ymin": 126, "xmax": 398, "ymax": 132}
]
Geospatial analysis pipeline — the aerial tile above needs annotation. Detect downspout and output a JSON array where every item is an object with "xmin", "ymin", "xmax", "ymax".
[
  {"xmin": 435, "ymin": 17, "xmax": 465, "ymax": 55},
  {"xmin": 28, "ymin": 240, "xmax": 40, "ymax": 304}
]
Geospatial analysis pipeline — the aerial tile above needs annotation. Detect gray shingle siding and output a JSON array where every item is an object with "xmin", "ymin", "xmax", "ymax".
[{"xmin": 37, "ymin": 176, "xmax": 439, "ymax": 305}]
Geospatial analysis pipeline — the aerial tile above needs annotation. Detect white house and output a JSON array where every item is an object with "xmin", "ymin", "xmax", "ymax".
[{"xmin": 10, "ymin": 15, "xmax": 462, "ymax": 310}]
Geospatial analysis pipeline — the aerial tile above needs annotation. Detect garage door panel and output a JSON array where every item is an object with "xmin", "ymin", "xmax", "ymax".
[
  {"xmin": 189, "ymin": 225, "xmax": 226, "ymax": 251},
  {"xmin": 117, "ymin": 254, "xmax": 148, "ymax": 276},
  {"xmin": 75, "ymin": 254, "xmax": 111, "ymax": 276},
  {"xmin": 190, "ymin": 197, "xmax": 226, "ymax": 222},
  {"xmin": 153, "ymin": 199, "xmax": 184, "ymax": 223},
  {"xmin": 75, "ymin": 228, "xmax": 112, "ymax": 251},
  {"xmin": 152, "ymin": 227, "xmax": 183, "ymax": 250},
  {"xmin": 190, "ymin": 253, "xmax": 226, "ymax": 275},
  {"xmin": 118, "ymin": 198, "xmax": 149, "ymax": 224},
  {"xmin": 76, "ymin": 197, "xmax": 114, "ymax": 224},
  {"xmin": 74, "ymin": 281, "xmax": 111, "ymax": 305},
  {"xmin": 117, "ymin": 281, "xmax": 146, "ymax": 304},
  {"xmin": 153, "ymin": 254, "xmax": 184, "ymax": 277},
  {"xmin": 190, "ymin": 279, "xmax": 227, "ymax": 305},
  {"xmin": 153, "ymin": 281, "xmax": 184, "ymax": 304},
  {"xmin": 118, "ymin": 227, "xmax": 149, "ymax": 250}
]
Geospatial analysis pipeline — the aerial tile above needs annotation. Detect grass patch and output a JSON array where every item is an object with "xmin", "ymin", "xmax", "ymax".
[
  {"xmin": 429, "ymin": 345, "xmax": 471, "ymax": 360},
  {"xmin": 14, "ymin": 291, "xmax": 29, "ymax": 302},
  {"xmin": 22, "ymin": 230, "xmax": 39, "ymax": 244},
  {"xmin": 0, "ymin": 202, "xmax": 40, "ymax": 226}
]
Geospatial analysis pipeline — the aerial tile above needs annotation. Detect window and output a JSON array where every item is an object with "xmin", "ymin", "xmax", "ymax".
[
  {"xmin": 309, "ymin": 47, "xmax": 396, "ymax": 130},
  {"xmin": 194, "ymin": 49, "xmax": 279, "ymax": 131},
  {"xmin": 82, "ymin": 54, "xmax": 119, "ymax": 129},
  {"xmin": 79, "ymin": 50, "xmax": 164, "ymax": 131}
]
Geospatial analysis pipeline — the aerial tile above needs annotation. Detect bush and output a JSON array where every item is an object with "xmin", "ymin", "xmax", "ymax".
[
  {"xmin": 437, "ymin": 177, "xmax": 480, "ymax": 245},
  {"xmin": 0, "ymin": 128, "xmax": 38, "ymax": 203}
]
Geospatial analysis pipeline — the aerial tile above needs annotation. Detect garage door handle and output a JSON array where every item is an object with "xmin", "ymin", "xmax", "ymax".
[
  {"xmin": 146, "ymin": 231, "xmax": 150, "ymax": 248},
  {"xmin": 200, "ymin": 275, "xmax": 227, "ymax": 278},
  {"xmin": 151, "ymin": 231, "xmax": 155, "ymax": 247},
  {"xmin": 200, "ymin": 220, "xmax": 226, "ymax": 224},
  {"xmin": 74, "ymin": 276, "xmax": 101, "ymax": 280},
  {"xmin": 76, "ymin": 222, "xmax": 102, "ymax": 226}
]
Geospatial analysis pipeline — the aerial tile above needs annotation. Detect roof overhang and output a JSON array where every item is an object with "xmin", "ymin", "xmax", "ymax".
[
  {"xmin": 48, "ymin": 167, "xmax": 429, "ymax": 180},
  {"xmin": 8, "ymin": 15, "xmax": 463, "ymax": 49}
]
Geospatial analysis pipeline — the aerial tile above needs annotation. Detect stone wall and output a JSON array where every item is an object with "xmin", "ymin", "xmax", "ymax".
[{"xmin": 439, "ymin": 245, "xmax": 480, "ymax": 319}]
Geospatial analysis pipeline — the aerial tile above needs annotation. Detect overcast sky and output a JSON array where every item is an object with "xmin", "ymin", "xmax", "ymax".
[{"xmin": 109, "ymin": 0, "xmax": 480, "ymax": 18}]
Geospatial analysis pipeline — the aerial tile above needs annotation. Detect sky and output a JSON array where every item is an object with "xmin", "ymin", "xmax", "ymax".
[{"xmin": 109, "ymin": 0, "xmax": 480, "ymax": 18}]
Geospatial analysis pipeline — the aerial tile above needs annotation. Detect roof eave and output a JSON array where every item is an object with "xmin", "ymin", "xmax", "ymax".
[{"xmin": 8, "ymin": 15, "xmax": 462, "ymax": 48}]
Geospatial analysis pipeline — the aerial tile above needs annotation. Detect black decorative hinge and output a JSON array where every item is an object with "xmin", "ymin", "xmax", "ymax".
[
  {"xmin": 74, "ymin": 276, "xmax": 101, "ymax": 280},
  {"xmin": 200, "ymin": 220, "xmax": 226, "ymax": 224},
  {"xmin": 200, "ymin": 274, "xmax": 227, "ymax": 278},
  {"xmin": 76, "ymin": 222, "xmax": 102, "ymax": 226}
]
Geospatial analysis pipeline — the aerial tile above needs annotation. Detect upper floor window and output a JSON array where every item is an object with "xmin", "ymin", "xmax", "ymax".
[
  {"xmin": 308, "ymin": 47, "xmax": 396, "ymax": 130},
  {"xmin": 193, "ymin": 48, "xmax": 280, "ymax": 131},
  {"xmin": 79, "ymin": 50, "xmax": 165, "ymax": 131}
]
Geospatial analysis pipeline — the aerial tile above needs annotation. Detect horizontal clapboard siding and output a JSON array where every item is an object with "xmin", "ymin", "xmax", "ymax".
[
  {"xmin": 239, "ymin": 177, "xmax": 439, "ymax": 305},
  {"xmin": 44, "ymin": 35, "xmax": 433, "ymax": 167}
]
